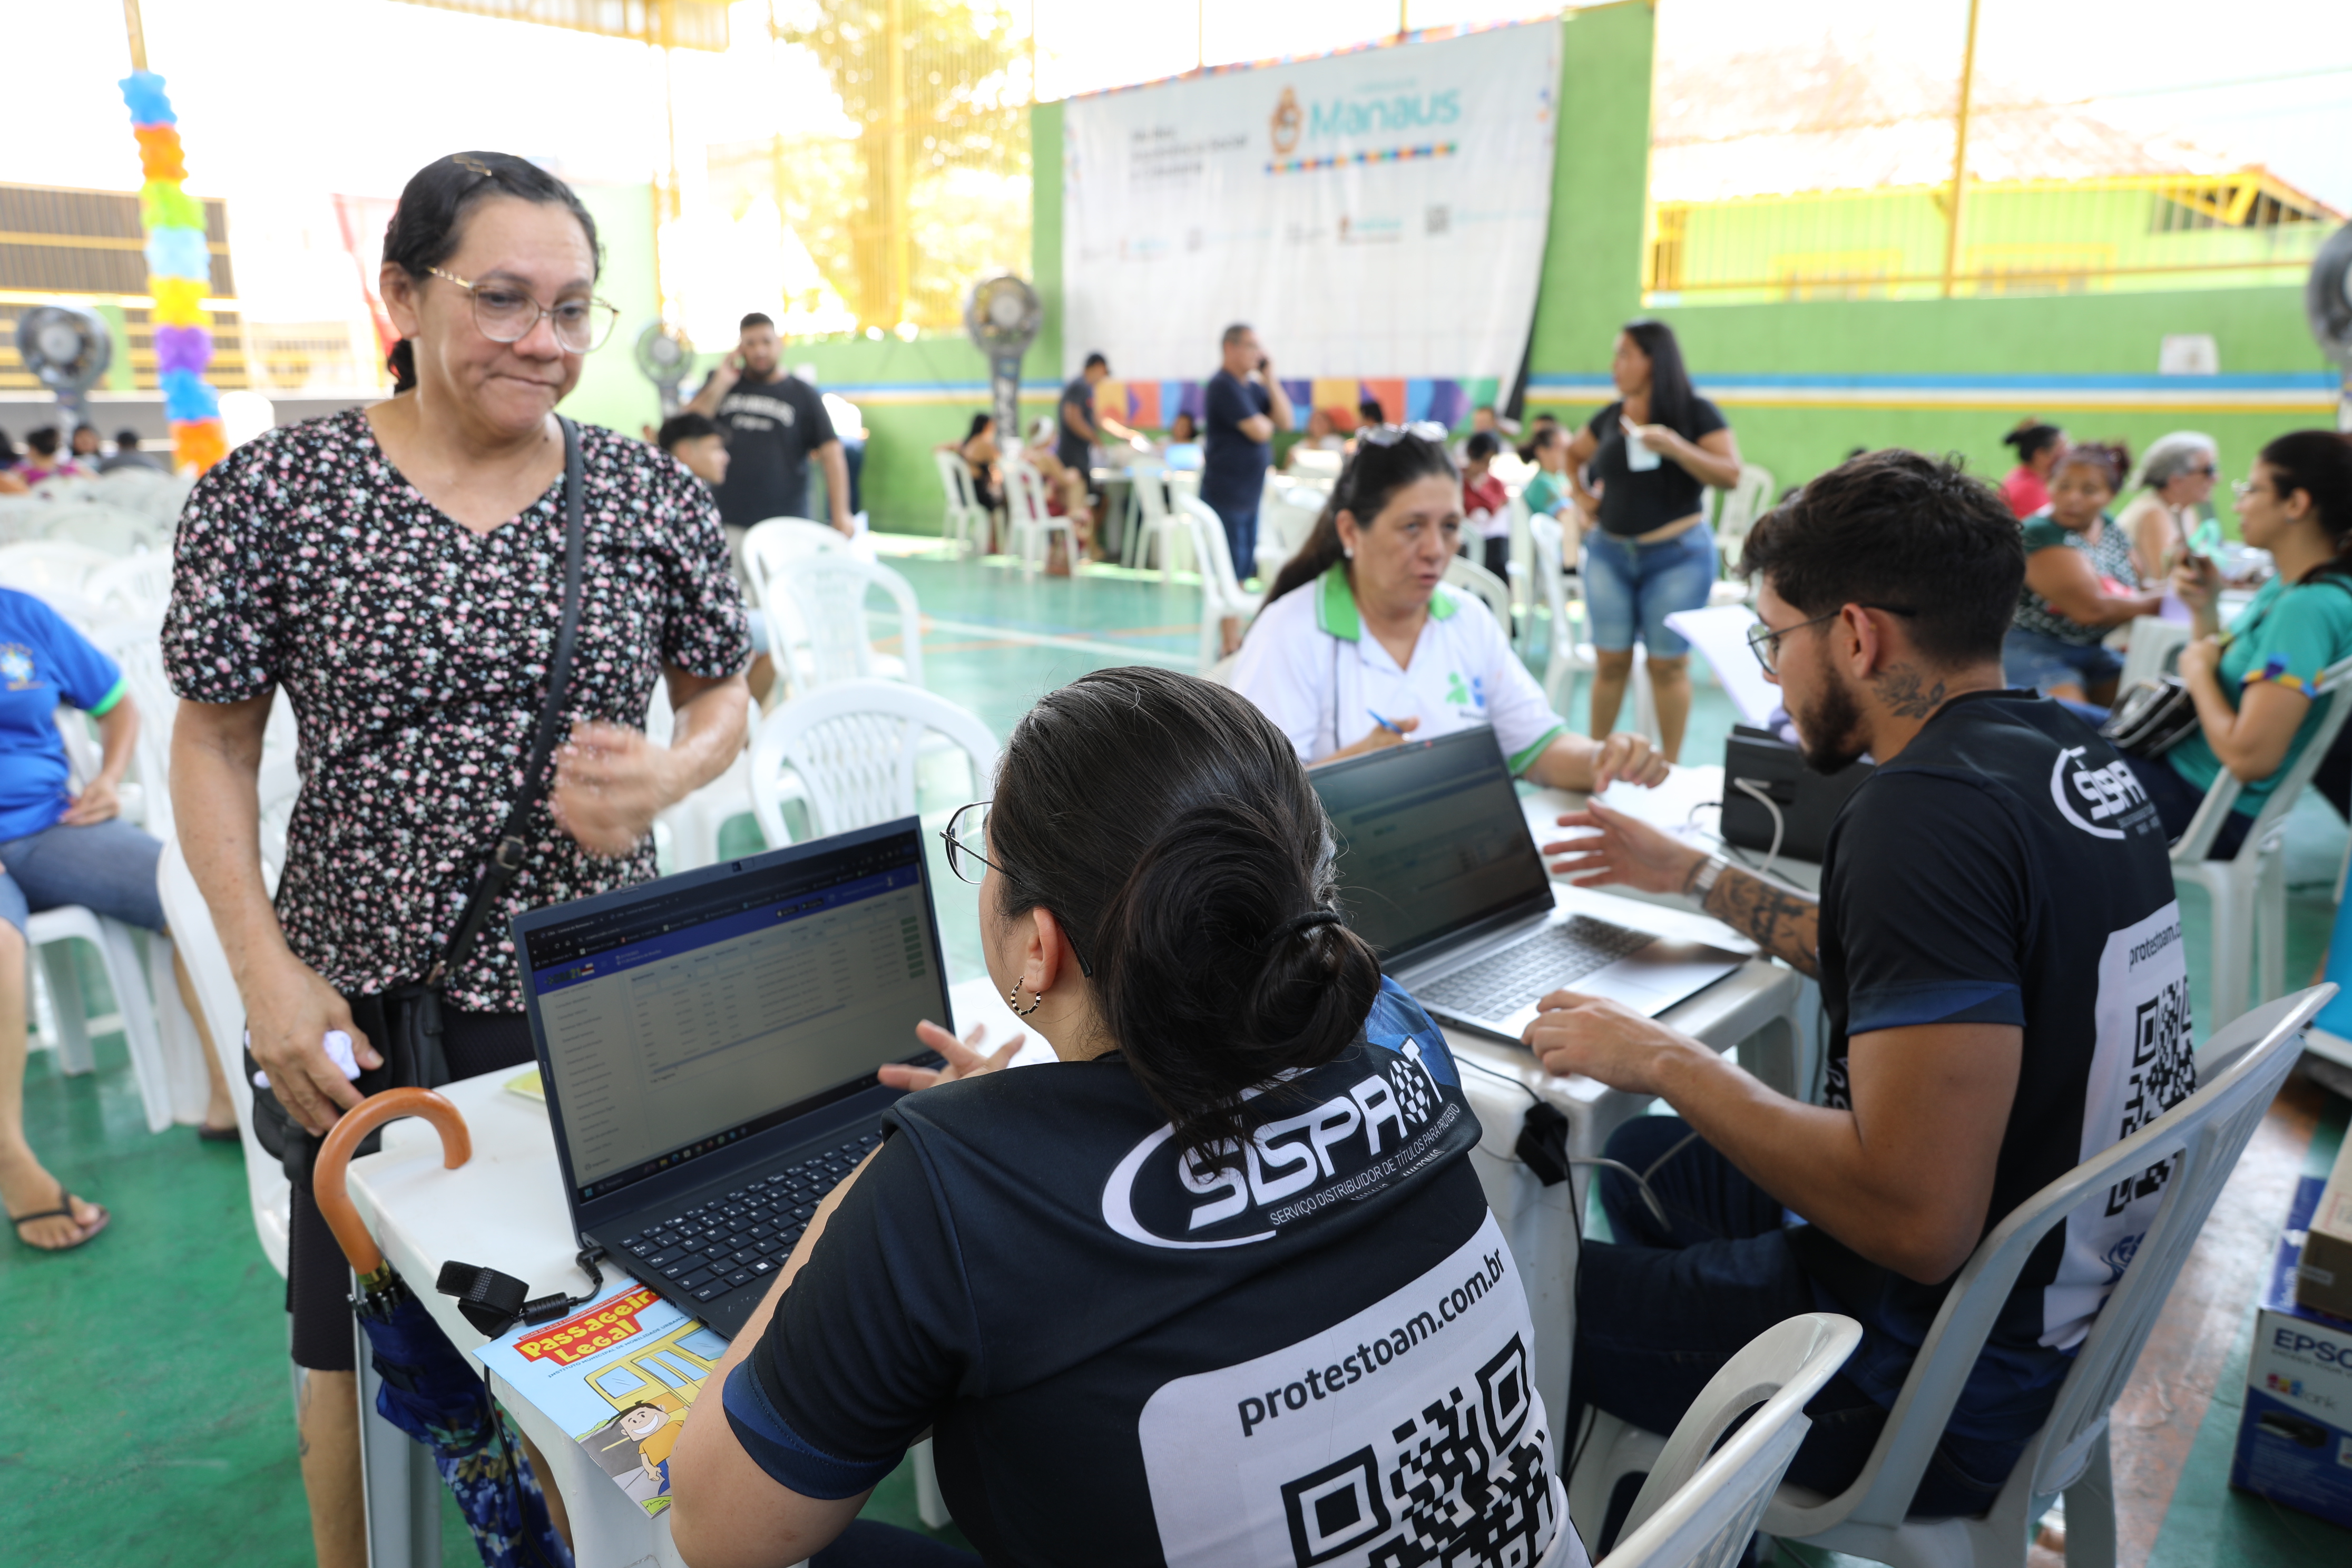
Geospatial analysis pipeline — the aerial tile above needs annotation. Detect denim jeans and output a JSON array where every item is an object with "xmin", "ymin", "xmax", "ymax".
[
  {"xmin": 1571, "ymin": 1117, "xmax": 2026, "ymax": 1552},
  {"xmin": 1581, "ymin": 525, "xmax": 1717, "ymax": 656},
  {"xmin": 0, "ymin": 815, "xmax": 166, "ymax": 935},
  {"xmin": 2002, "ymin": 626, "xmax": 2122, "ymax": 696},
  {"xmin": 1209, "ymin": 501, "xmax": 1259, "ymax": 584}
]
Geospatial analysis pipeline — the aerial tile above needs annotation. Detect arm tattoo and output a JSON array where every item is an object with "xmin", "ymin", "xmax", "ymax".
[
  {"xmin": 1876, "ymin": 663, "xmax": 1948, "ymax": 721},
  {"xmin": 1702, "ymin": 866, "xmax": 1821, "ymax": 977}
]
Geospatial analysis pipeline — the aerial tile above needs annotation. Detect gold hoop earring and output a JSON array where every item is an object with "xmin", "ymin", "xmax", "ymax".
[{"xmin": 1008, "ymin": 979, "xmax": 1043, "ymax": 1016}]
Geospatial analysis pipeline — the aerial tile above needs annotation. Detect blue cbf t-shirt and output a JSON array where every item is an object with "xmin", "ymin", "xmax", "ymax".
[{"xmin": 0, "ymin": 589, "xmax": 125, "ymax": 841}]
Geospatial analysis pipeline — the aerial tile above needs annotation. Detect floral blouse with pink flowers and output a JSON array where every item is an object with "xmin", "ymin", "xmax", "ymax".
[{"xmin": 165, "ymin": 408, "xmax": 750, "ymax": 1012}]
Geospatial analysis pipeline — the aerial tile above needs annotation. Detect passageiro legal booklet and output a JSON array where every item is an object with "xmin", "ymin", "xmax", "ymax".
[{"xmin": 477, "ymin": 1276, "xmax": 728, "ymax": 1516}]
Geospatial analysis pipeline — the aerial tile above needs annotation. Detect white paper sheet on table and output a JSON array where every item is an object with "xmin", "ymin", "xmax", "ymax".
[{"xmin": 1663, "ymin": 604, "xmax": 1779, "ymax": 728}]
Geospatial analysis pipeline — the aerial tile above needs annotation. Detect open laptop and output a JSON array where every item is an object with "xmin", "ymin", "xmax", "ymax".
[
  {"xmin": 515, "ymin": 818, "xmax": 952, "ymax": 1338},
  {"xmin": 1310, "ymin": 727, "xmax": 1745, "ymax": 1039}
]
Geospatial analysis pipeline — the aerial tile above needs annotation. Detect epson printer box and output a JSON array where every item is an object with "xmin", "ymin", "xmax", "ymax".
[{"xmin": 2231, "ymin": 1174, "xmax": 2352, "ymax": 1528}]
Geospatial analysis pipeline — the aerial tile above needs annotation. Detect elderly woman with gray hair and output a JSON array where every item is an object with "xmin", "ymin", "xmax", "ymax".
[{"xmin": 2120, "ymin": 430, "xmax": 2219, "ymax": 582}]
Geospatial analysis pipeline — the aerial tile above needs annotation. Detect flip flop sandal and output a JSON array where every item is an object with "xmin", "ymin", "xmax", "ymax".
[
  {"xmin": 9, "ymin": 1189, "xmax": 110, "ymax": 1251},
  {"xmin": 198, "ymin": 1123, "xmax": 242, "ymax": 1143}
]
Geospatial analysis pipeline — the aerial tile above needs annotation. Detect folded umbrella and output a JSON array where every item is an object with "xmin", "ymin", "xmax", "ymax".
[{"xmin": 315, "ymin": 1087, "xmax": 575, "ymax": 1568}]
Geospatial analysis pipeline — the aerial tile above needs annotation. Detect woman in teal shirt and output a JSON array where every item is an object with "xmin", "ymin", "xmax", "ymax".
[{"xmin": 2126, "ymin": 432, "xmax": 2352, "ymax": 858}]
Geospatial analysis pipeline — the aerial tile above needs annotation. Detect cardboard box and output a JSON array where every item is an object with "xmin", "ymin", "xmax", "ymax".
[
  {"xmin": 2232, "ymin": 1175, "xmax": 2352, "ymax": 1530},
  {"xmin": 2298, "ymin": 1133, "xmax": 2352, "ymax": 1321}
]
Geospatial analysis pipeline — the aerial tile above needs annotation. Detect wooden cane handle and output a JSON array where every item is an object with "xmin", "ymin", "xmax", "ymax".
[{"xmin": 311, "ymin": 1087, "xmax": 472, "ymax": 1276}]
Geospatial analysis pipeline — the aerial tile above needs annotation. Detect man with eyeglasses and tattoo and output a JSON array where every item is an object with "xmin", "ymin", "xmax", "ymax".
[{"xmin": 1531, "ymin": 449, "xmax": 2191, "ymax": 1542}]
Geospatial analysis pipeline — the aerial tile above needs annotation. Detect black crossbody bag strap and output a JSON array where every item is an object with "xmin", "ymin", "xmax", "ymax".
[{"xmin": 429, "ymin": 414, "xmax": 589, "ymax": 987}]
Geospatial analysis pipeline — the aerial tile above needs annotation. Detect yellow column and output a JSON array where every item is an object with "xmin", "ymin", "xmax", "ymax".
[{"xmin": 1941, "ymin": 0, "xmax": 1983, "ymax": 299}]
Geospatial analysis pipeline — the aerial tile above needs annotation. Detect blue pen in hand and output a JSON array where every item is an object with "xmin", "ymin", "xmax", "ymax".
[{"xmin": 1368, "ymin": 710, "xmax": 1406, "ymax": 738}]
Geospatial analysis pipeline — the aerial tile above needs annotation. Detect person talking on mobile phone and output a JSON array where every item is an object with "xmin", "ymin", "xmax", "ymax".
[{"xmin": 685, "ymin": 311, "xmax": 856, "ymax": 542}]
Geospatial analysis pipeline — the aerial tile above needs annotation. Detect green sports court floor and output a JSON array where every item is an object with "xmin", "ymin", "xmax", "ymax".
[{"xmin": 4, "ymin": 540, "xmax": 2349, "ymax": 1565}]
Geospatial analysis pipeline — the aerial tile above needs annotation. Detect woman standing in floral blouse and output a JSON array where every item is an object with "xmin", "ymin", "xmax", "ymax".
[{"xmin": 166, "ymin": 152, "xmax": 750, "ymax": 1567}]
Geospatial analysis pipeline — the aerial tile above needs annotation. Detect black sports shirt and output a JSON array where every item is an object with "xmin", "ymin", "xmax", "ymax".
[
  {"xmin": 1794, "ymin": 690, "xmax": 2193, "ymax": 1443},
  {"xmin": 724, "ymin": 979, "xmax": 1576, "ymax": 1567}
]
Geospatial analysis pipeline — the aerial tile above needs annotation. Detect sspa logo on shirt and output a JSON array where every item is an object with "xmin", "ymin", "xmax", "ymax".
[
  {"xmin": 1101, "ymin": 1040, "xmax": 1455, "ymax": 1250},
  {"xmin": 2049, "ymin": 745, "xmax": 2159, "ymax": 840}
]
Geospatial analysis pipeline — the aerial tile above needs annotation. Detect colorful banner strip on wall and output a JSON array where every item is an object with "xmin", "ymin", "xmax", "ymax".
[
  {"xmin": 119, "ymin": 71, "xmax": 225, "ymax": 475},
  {"xmin": 1090, "ymin": 376, "xmax": 1496, "ymax": 432}
]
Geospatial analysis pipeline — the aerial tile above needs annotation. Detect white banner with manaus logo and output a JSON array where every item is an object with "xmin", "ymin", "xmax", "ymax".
[{"xmin": 1061, "ymin": 22, "xmax": 1560, "ymax": 406}]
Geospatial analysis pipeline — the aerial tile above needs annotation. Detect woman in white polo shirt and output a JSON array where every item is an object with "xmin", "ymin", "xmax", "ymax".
[{"xmin": 1233, "ymin": 425, "xmax": 1669, "ymax": 790}]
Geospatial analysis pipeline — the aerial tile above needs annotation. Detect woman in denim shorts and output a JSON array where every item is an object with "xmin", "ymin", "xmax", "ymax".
[{"xmin": 1561, "ymin": 320, "xmax": 1745, "ymax": 761}]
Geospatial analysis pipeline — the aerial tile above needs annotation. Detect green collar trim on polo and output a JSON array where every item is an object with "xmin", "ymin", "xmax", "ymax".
[
  {"xmin": 1316, "ymin": 563, "xmax": 1361, "ymax": 641},
  {"xmin": 1316, "ymin": 564, "xmax": 1458, "ymax": 636}
]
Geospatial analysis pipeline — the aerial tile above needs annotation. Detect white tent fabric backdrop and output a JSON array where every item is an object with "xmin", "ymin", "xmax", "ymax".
[{"xmin": 1061, "ymin": 22, "xmax": 1561, "ymax": 404}]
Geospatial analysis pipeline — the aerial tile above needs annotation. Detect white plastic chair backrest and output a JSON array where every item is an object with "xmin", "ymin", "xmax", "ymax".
[
  {"xmin": 0, "ymin": 540, "xmax": 116, "ymax": 599},
  {"xmin": 1132, "ymin": 467, "xmax": 1171, "ymax": 525},
  {"xmin": 771, "ymin": 555, "xmax": 925, "ymax": 692},
  {"xmin": 79, "ymin": 613, "xmax": 177, "ymax": 832},
  {"xmin": 1004, "ymin": 461, "xmax": 1054, "ymax": 530},
  {"xmin": 1444, "ymin": 553, "xmax": 1514, "ymax": 630},
  {"xmin": 740, "ymin": 516, "xmax": 849, "ymax": 609},
  {"xmin": 1712, "ymin": 463, "xmax": 1775, "ymax": 569},
  {"xmin": 1287, "ymin": 447, "xmax": 1343, "ymax": 478},
  {"xmin": 159, "ymin": 826, "xmax": 295, "ymax": 1276},
  {"xmin": 85, "ymin": 554, "xmax": 176, "ymax": 616},
  {"xmin": 1765, "ymin": 985, "xmax": 2327, "ymax": 1539},
  {"xmin": 1528, "ymin": 514, "xmax": 1573, "ymax": 626},
  {"xmin": 933, "ymin": 448, "xmax": 976, "ymax": 512},
  {"xmin": 748, "ymin": 680, "xmax": 997, "ymax": 847},
  {"xmin": 1172, "ymin": 496, "xmax": 1251, "ymax": 611},
  {"xmin": 1605, "ymin": 1314, "xmax": 1862, "ymax": 1567},
  {"xmin": 2171, "ymin": 653, "xmax": 2352, "ymax": 861},
  {"xmin": 34, "ymin": 502, "xmax": 161, "ymax": 555}
]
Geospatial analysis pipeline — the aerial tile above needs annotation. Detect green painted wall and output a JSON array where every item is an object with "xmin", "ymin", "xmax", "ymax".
[
  {"xmin": 1520, "ymin": 3, "xmax": 2334, "ymax": 506},
  {"xmin": 563, "ymin": 182, "xmax": 664, "ymax": 437}
]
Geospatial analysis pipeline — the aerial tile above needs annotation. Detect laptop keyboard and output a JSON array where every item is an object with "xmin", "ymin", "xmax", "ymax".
[
  {"xmin": 616, "ymin": 1130, "xmax": 884, "ymax": 1307},
  {"xmin": 1415, "ymin": 917, "xmax": 1655, "ymax": 1019}
]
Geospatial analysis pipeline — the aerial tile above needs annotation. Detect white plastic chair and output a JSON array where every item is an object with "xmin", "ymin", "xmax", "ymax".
[
  {"xmin": 1445, "ymin": 553, "xmax": 1515, "ymax": 636},
  {"xmin": 748, "ymin": 681, "xmax": 998, "ymax": 848},
  {"xmin": 1255, "ymin": 486, "xmax": 1324, "ymax": 587},
  {"xmin": 932, "ymin": 449, "xmax": 990, "ymax": 556},
  {"xmin": 85, "ymin": 554, "xmax": 176, "ymax": 617},
  {"xmin": 1592, "ymin": 1314, "xmax": 1863, "ymax": 1567},
  {"xmin": 36, "ymin": 502, "xmax": 162, "ymax": 556},
  {"xmin": 155, "ymin": 761, "xmax": 305, "ymax": 1276},
  {"xmin": 1171, "ymin": 496, "xmax": 1264, "ymax": 671},
  {"xmin": 0, "ymin": 540, "xmax": 116, "ymax": 601},
  {"xmin": 1125, "ymin": 464, "xmax": 1190, "ymax": 579},
  {"xmin": 769, "ymin": 555, "xmax": 925, "ymax": 694},
  {"xmin": 740, "ymin": 516, "xmax": 851, "ymax": 609},
  {"xmin": 2170, "ymin": 655, "xmax": 2352, "ymax": 1026},
  {"xmin": 1739, "ymin": 987, "xmax": 2327, "ymax": 1568},
  {"xmin": 2114, "ymin": 615, "xmax": 2192, "ymax": 698},
  {"xmin": 77, "ymin": 613, "xmax": 177, "ymax": 835},
  {"xmin": 1528, "ymin": 513, "xmax": 1594, "ymax": 714},
  {"xmin": 1708, "ymin": 464, "xmax": 1775, "ymax": 607},
  {"xmin": 25, "ymin": 905, "xmax": 189, "ymax": 1135},
  {"xmin": 1003, "ymin": 461, "xmax": 1076, "ymax": 576}
]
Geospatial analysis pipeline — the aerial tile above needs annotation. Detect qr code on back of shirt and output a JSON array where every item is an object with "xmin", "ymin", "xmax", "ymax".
[{"xmin": 1277, "ymin": 1338, "xmax": 1555, "ymax": 1567}]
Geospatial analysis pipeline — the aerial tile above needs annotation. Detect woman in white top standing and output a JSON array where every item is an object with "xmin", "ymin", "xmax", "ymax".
[
  {"xmin": 2118, "ymin": 430, "xmax": 2219, "ymax": 583},
  {"xmin": 1231, "ymin": 426, "xmax": 1669, "ymax": 789}
]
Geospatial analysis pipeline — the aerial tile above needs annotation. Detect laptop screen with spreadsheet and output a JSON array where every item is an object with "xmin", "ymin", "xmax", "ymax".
[
  {"xmin": 1309, "ymin": 727, "xmax": 1554, "ymax": 966},
  {"xmin": 517, "ymin": 823, "xmax": 949, "ymax": 1204}
]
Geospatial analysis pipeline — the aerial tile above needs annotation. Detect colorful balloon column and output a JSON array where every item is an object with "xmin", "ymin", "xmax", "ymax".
[{"xmin": 119, "ymin": 71, "xmax": 226, "ymax": 474}]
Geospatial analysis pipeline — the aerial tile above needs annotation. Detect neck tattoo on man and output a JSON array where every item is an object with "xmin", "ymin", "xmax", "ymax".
[{"xmin": 1877, "ymin": 665, "xmax": 1947, "ymax": 721}]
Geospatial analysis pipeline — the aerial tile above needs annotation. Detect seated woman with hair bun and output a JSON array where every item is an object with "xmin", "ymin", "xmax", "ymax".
[{"xmin": 671, "ymin": 667, "xmax": 1583, "ymax": 1568}]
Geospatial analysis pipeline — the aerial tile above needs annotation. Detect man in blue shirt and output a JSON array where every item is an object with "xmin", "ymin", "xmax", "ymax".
[
  {"xmin": 0, "ymin": 589, "xmax": 234, "ymax": 1249},
  {"xmin": 1202, "ymin": 324, "xmax": 1295, "ymax": 651}
]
